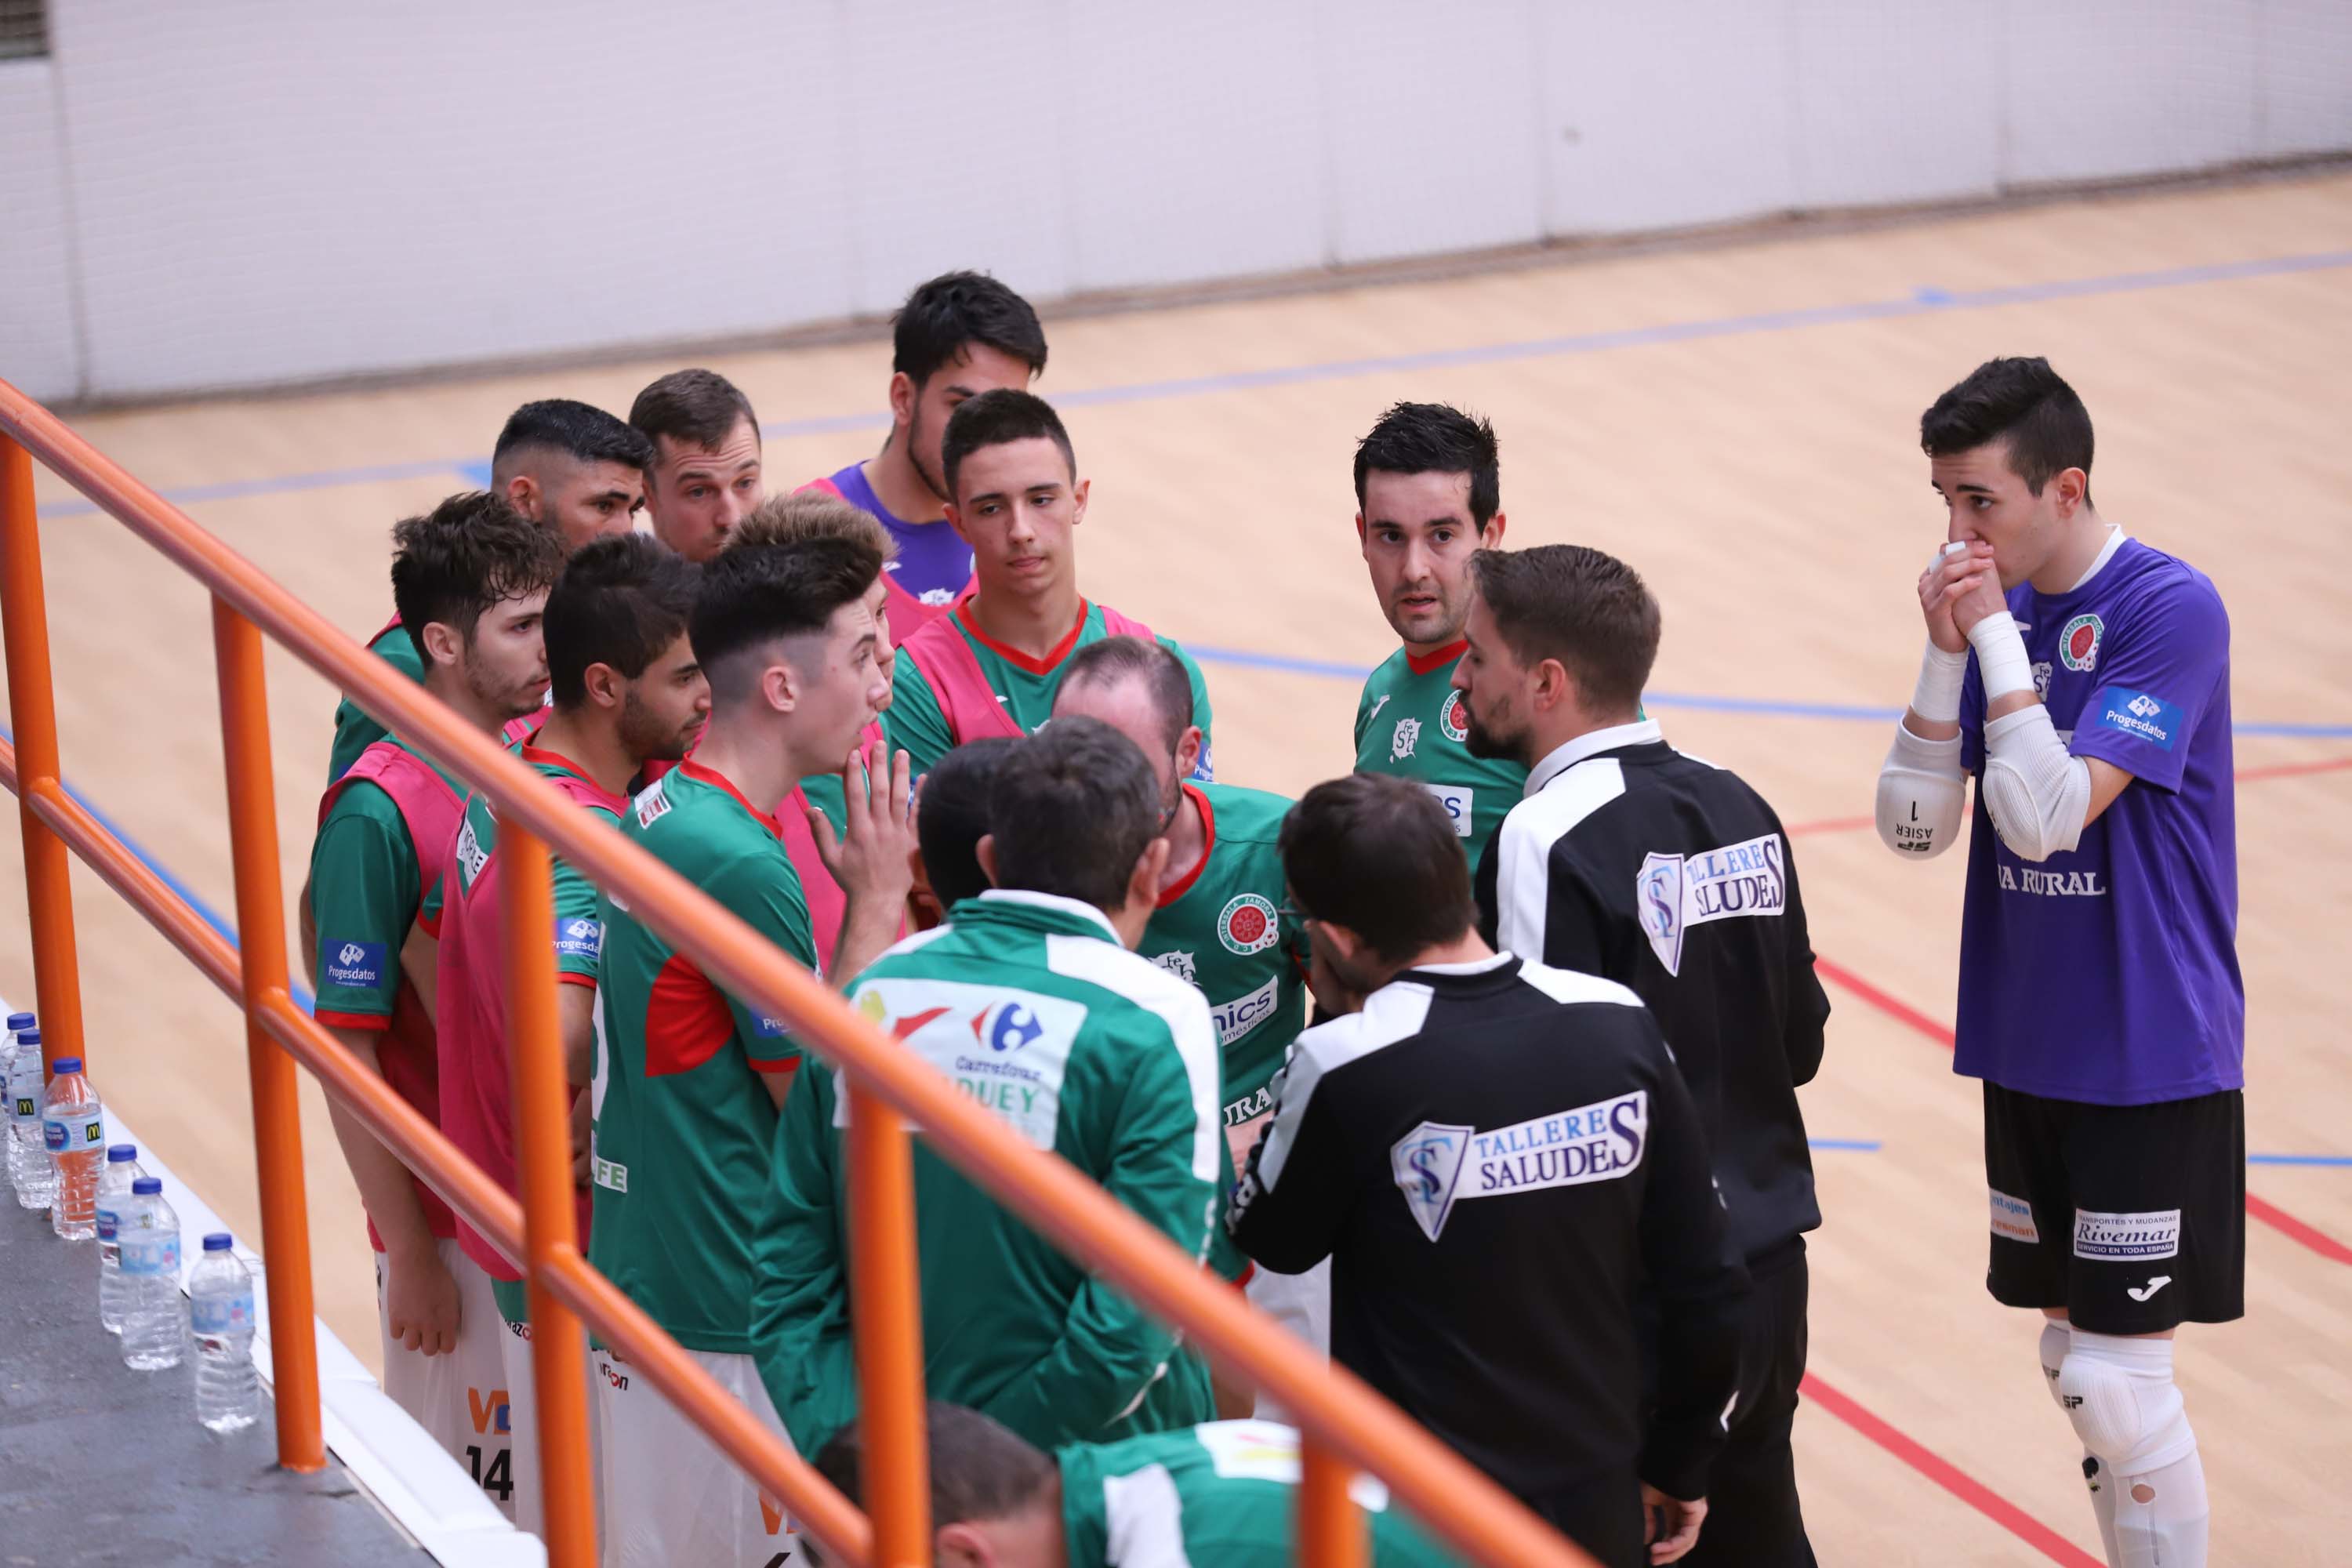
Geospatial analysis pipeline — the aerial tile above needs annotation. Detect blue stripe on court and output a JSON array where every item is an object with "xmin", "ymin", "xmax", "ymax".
[
  {"xmin": 0, "ymin": 723, "xmax": 316, "ymax": 1015},
  {"xmin": 41, "ymin": 246, "xmax": 2352, "ymax": 521},
  {"xmin": 1808, "ymin": 1138, "xmax": 1882, "ymax": 1152},
  {"xmin": 2249, "ymin": 1152, "xmax": 2352, "ymax": 1167}
]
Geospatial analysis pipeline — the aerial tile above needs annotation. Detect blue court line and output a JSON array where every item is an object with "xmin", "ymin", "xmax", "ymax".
[
  {"xmin": 0, "ymin": 723, "xmax": 317, "ymax": 1015},
  {"xmin": 38, "ymin": 245, "xmax": 2352, "ymax": 522},
  {"xmin": 1182, "ymin": 644, "xmax": 2352, "ymax": 739},
  {"xmin": 2249, "ymin": 1152, "xmax": 2352, "ymax": 1167},
  {"xmin": 1808, "ymin": 1138, "xmax": 1882, "ymax": 1152}
]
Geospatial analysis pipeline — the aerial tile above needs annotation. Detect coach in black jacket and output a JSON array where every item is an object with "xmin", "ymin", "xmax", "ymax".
[
  {"xmin": 1228, "ymin": 773, "xmax": 1746, "ymax": 1568},
  {"xmin": 1457, "ymin": 543, "xmax": 1831, "ymax": 1568}
]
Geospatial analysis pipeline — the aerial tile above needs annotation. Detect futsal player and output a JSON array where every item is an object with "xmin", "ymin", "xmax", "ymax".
[
  {"xmin": 1458, "ymin": 543, "xmax": 1831, "ymax": 1566},
  {"xmin": 800, "ymin": 270, "xmax": 1046, "ymax": 642},
  {"xmin": 307, "ymin": 494, "xmax": 563, "ymax": 1506},
  {"xmin": 885, "ymin": 390, "xmax": 1215, "ymax": 779},
  {"xmin": 1226, "ymin": 774, "xmax": 1744, "ymax": 1567},
  {"xmin": 1348, "ymin": 403, "xmax": 1525, "ymax": 869},
  {"xmin": 630, "ymin": 367, "xmax": 764, "ymax": 561},
  {"xmin": 752, "ymin": 718, "xmax": 1223, "ymax": 1457},
  {"xmin": 902, "ymin": 737, "xmax": 1019, "ymax": 930},
  {"xmin": 806, "ymin": 1404, "xmax": 1461, "ymax": 1568},
  {"xmin": 1874, "ymin": 357, "xmax": 2238, "ymax": 1568},
  {"xmin": 432, "ymin": 534, "xmax": 706, "ymax": 1533},
  {"xmin": 328, "ymin": 399, "xmax": 651, "ymax": 782},
  {"xmin": 588, "ymin": 530, "xmax": 915, "ymax": 1568}
]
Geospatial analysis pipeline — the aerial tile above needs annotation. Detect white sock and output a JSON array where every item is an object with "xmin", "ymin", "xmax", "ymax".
[
  {"xmin": 2111, "ymin": 1446, "xmax": 2209, "ymax": 1568},
  {"xmin": 2060, "ymin": 1330, "xmax": 2209, "ymax": 1568},
  {"xmin": 2081, "ymin": 1450, "xmax": 2123, "ymax": 1565}
]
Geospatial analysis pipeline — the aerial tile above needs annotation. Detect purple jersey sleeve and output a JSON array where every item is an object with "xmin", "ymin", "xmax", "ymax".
[{"xmin": 2067, "ymin": 577, "xmax": 2229, "ymax": 793}]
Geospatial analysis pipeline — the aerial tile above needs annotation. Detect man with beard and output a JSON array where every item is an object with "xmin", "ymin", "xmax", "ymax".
[
  {"xmin": 1348, "ymin": 403, "xmax": 1526, "ymax": 869},
  {"xmin": 801, "ymin": 270, "xmax": 1046, "ymax": 644},
  {"xmin": 431, "ymin": 534, "xmax": 706, "ymax": 1532},
  {"xmin": 1226, "ymin": 773, "xmax": 1744, "ymax": 1566},
  {"xmin": 306, "ymin": 493, "xmax": 563, "ymax": 1501},
  {"xmin": 630, "ymin": 367, "xmax": 765, "ymax": 562},
  {"xmin": 1455, "ymin": 543, "xmax": 1830, "ymax": 1567}
]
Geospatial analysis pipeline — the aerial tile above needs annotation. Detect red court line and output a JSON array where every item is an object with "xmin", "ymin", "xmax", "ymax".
[
  {"xmin": 1801, "ymin": 1373, "xmax": 2103, "ymax": 1567},
  {"xmin": 1813, "ymin": 956, "xmax": 2352, "ymax": 1267}
]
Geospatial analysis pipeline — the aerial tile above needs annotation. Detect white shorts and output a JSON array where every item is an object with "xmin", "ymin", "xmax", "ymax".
[
  {"xmin": 594, "ymin": 1344, "xmax": 798, "ymax": 1568},
  {"xmin": 493, "ymin": 1280, "xmax": 606, "ymax": 1541},
  {"xmin": 1247, "ymin": 1258, "xmax": 1330, "ymax": 1422},
  {"xmin": 375, "ymin": 1236, "xmax": 515, "ymax": 1517}
]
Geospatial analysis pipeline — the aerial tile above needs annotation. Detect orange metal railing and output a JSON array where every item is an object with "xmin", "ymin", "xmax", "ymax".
[{"xmin": 0, "ymin": 376, "xmax": 1600, "ymax": 1568}]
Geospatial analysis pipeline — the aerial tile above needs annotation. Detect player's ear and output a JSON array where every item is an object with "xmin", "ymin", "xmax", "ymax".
[
  {"xmin": 888, "ymin": 369, "xmax": 918, "ymax": 430},
  {"xmin": 581, "ymin": 661, "xmax": 624, "ymax": 713},
  {"xmin": 1069, "ymin": 477, "xmax": 1089, "ymax": 527},
  {"xmin": 2053, "ymin": 467, "xmax": 2088, "ymax": 517},
  {"xmin": 932, "ymin": 1521, "xmax": 995, "ymax": 1567},
  {"xmin": 1354, "ymin": 511, "xmax": 1369, "ymax": 549},
  {"xmin": 762, "ymin": 658, "xmax": 797, "ymax": 717},
  {"xmin": 1132, "ymin": 836, "xmax": 1172, "ymax": 906},
  {"xmin": 1176, "ymin": 726, "xmax": 1203, "ymax": 782},
  {"xmin": 419, "ymin": 619, "xmax": 466, "ymax": 672},
  {"xmin": 1532, "ymin": 655, "xmax": 1573, "ymax": 713},
  {"xmin": 503, "ymin": 472, "xmax": 539, "ymax": 521},
  {"xmin": 944, "ymin": 502, "xmax": 971, "ymax": 547},
  {"xmin": 1482, "ymin": 510, "xmax": 1507, "ymax": 548},
  {"xmin": 975, "ymin": 833, "xmax": 1000, "ymax": 890}
]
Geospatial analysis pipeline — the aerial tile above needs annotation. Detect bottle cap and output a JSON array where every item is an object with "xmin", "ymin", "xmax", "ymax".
[
  {"xmin": 16, "ymin": 1029, "xmax": 39, "ymax": 1047},
  {"xmin": 5, "ymin": 1013, "xmax": 32, "ymax": 1030},
  {"xmin": 202, "ymin": 1233, "xmax": 234, "ymax": 1252},
  {"xmin": 50, "ymin": 1056, "xmax": 80, "ymax": 1074},
  {"xmin": 132, "ymin": 1177, "xmax": 162, "ymax": 1195},
  {"xmin": 107, "ymin": 1145, "xmax": 138, "ymax": 1163}
]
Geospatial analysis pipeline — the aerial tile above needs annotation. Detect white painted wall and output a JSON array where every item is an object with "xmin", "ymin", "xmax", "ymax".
[{"xmin": 2, "ymin": 0, "xmax": 2345, "ymax": 402}]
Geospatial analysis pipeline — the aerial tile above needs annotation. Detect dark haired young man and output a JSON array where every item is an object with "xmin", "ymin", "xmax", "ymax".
[
  {"xmin": 1226, "ymin": 772, "xmax": 1745, "ymax": 1567},
  {"xmin": 492, "ymin": 397, "xmax": 655, "ymax": 553},
  {"xmin": 431, "ymin": 534, "xmax": 706, "ymax": 1532},
  {"xmin": 630, "ymin": 367, "xmax": 764, "ymax": 562},
  {"xmin": 306, "ymin": 493, "xmax": 563, "ymax": 1504},
  {"xmin": 906, "ymin": 735, "xmax": 1022, "ymax": 927},
  {"xmin": 1457, "ymin": 543, "xmax": 1831, "ymax": 1568},
  {"xmin": 885, "ymin": 389, "xmax": 1215, "ymax": 780},
  {"xmin": 588, "ymin": 532, "xmax": 914, "ymax": 1568},
  {"xmin": 327, "ymin": 401, "xmax": 647, "ymax": 782},
  {"xmin": 1349, "ymin": 401, "xmax": 1526, "ymax": 870},
  {"xmin": 804, "ymin": 1403, "xmax": 1461, "ymax": 1568},
  {"xmin": 752, "ymin": 717, "xmax": 1224, "ymax": 1459},
  {"xmin": 1875, "ymin": 357, "xmax": 2236, "ymax": 1568},
  {"xmin": 802, "ymin": 270, "xmax": 1047, "ymax": 642}
]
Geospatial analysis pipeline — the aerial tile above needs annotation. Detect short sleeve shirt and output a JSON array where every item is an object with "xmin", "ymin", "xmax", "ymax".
[
  {"xmin": 328, "ymin": 621, "xmax": 426, "ymax": 785},
  {"xmin": 1353, "ymin": 642, "xmax": 1527, "ymax": 873},
  {"xmin": 310, "ymin": 751, "xmax": 461, "ymax": 1025}
]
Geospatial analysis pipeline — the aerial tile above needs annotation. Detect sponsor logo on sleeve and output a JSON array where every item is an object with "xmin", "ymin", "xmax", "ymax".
[
  {"xmin": 2091, "ymin": 687, "xmax": 2182, "ymax": 751},
  {"xmin": 1989, "ymin": 1188, "xmax": 2041, "ymax": 1244},
  {"xmin": 2073, "ymin": 1207, "xmax": 2180, "ymax": 1262},
  {"xmin": 2058, "ymin": 613, "xmax": 2104, "ymax": 673},
  {"xmin": 752, "ymin": 1013, "xmax": 789, "ymax": 1039},
  {"xmin": 632, "ymin": 777, "xmax": 673, "ymax": 829},
  {"xmin": 1438, "ymin": 691, "xmax": 1469, "ymax": 744},
  {"xmin": 1389, "ymin": 717, "xmax": 1421, "ymax": 760},
  {"xmin": 1390, "ymin": 1091, "xmax": 1649, "ymax": 1242},
  {"xmin": 324, "ymin": 940, "xmax": 387, "ymax": 990},
  {"xmin": 1211, "ymin": 976, "xmax": 1281, "ymax": 1046},
  {"xmin": 1634, "ymin": 833, "xmax": 1787, "ymax": 976},
  {"xmin": 555, "ymin": 916, "xmax": 602, "ymax": 962},
  {"xmin": 1218, "ymin": 894, "xmax": 1281, "ymax": 956},
  {"xmin": 454, "ymin": 818, "xmax": 488, "ymax": 890},
  {"xmin": 1421, "ymin": 782, "xmax": 1474, "ymax": 837},
  {"xmin": 1365, "ymin": 692, "xmax": 1392, "ymax": 728}
]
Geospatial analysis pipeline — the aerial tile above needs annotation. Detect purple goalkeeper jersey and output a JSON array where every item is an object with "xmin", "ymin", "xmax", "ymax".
[
  {"xmin": 1956, "ymin": 535, "xmax": 2241, "ymax": 1106},
  {"xmin": 824, "ymin": 460, "xmax": 973, "ymax": 609}
]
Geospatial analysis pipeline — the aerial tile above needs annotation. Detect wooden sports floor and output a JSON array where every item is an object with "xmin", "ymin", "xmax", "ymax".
[{"xmin": 5, "ymin": 169, "xmax": 2349, "ymax": 1564}]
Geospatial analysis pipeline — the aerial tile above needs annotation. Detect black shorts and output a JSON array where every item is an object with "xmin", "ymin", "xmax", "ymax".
[{"xmin": 1982, "ymin": 1083, "xmax": 2245, "ymax": 1335}]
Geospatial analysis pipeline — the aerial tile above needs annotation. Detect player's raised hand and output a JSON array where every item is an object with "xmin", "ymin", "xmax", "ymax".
[
  {"xmin": 813, "ymin": 738, "xmax": 916, "ymax": 909},
  {"xmin": 1918, "ymin": 539, "xmax": 1996, "ymax": 652}
]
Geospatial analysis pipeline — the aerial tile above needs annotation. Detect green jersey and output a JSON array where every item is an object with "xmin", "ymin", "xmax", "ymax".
[
  {"xmin": 1139, "ymin": 783, "xmax": 1306, "ymax": 1131},
  {"xmin": 310, "ymin": 742, "xmax": 463, "ymax": 1026},
  {"xmin": 1352, "ymin": 641, "xmax": 1527, "ymax": 873},
  {"xmin": 589, "ymin": 759, "xmax": 815, "ymax": 1356},
  {"xmin": 752, "ymin": 890, "xmax": 1222, "ymax": 1456},
  {"xmin": 329, "ymin": 621, "xmax": 426, "ymax": 784},
  {"xmin": 1058, "ymin": 1421, "xmax": 1462, "ymax": 1568},
  {"xmin": 885, "ymin": 597, "xmax": 1218, "ymax": 780}
]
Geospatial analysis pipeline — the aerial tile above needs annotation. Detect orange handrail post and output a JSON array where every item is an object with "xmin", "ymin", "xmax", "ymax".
[
  {"xmin": 212, "ymin": 597, "xmax": 325, "ymax": 1472},
  {"xmin": 501, "ymin": 826, "xmax": 600, "ymax": 1567},
  {"xmin": 845, "ymin": 1083, "xmax": 931, "ymax": 1568},
  {"xmin": 0, "ymin": 434, "xmax": 88, "ymax": 1075},
  {"xmin": 1298, "ymin": 1436, "xmax": 1367, "ymax": 1568}
]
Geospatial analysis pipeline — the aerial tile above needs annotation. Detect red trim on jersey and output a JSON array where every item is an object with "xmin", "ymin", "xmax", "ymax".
[
  {"xmin": 555, "ymin": 971, "xmax": 597, "ymax": 990},
  {"xmin": 677, "ymin": 758, "xmax": 782, "ymax": 836},
  {"xmin": 521, "ymin": 743, "xmax": 596, "ymax": 783},
  {"xmin": 315, "ymin": 1008, "xmax": 391, "ymax": 1032},
  {"xmin": 641, "ymin": 950, "xmax": 736, "ymax": 1078},
  {"xmin": 1157, "ymin": 785, "xmax": 1218, "ymax": 909},
  {"xmin": 1404, "ymin": 638, "xmax": 1467, "ymax": 677},
  {"xmin": 951, "ymin": 591, "xmax": 1091, "ymax": 677},
  {"xmin": 747, "ymin": 1050, "xmax": 801, "ymax": 1077}
]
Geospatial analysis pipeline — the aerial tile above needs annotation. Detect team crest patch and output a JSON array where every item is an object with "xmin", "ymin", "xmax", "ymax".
[
  {"xmin": 1390, "ymin": 717, "xmax": 1421, "ymax": 760},
  {"xmin": 2031, "ymin": 661, "xmax": 2053, "ymax": 702},
  {"xmin": 1218, "ymin": 894, "xmax": 1280, "ymax": 956},
  {"xmin": 1392, "ymin": 1122, "xmax": 1474, "ymax": 1242},
  {"xmin": 1438, "ymin": 691, "xmax": 1469, "ymax": 743},
  {"xmin": 1152, "ymin": 949, "xmax": 1198, "ymax": 985},
  {"xmin": 2058, "ymin": 613, "xmax": 2103, "ymax": 672}
]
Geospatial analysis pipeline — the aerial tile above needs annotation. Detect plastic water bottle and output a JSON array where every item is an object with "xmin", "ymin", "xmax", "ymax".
[
  {"xmin": 42, "ymin": 1056, "xmax": 104, "ymax": 1240},
  {"xmin": 190, "ymin": 1233, "xmax": 260, "ymax": 1433},
  {"xmin": 95, "ymin": 1144, "xmax": 148, "ymax": 1334},
  {"xmin": 7, "ymin": 1020, "xmax": 53, "ymax": 1209},
  {"xmin": 118, "ymin": 1177, "xmax": 185, "ymax": 1370}
]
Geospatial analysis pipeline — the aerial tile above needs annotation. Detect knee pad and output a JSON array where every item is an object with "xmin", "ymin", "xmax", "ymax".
[
  {"xmin": 2056, "ymin": 1333, "xmax": 2197, "ymax": 1477},
  {"xmin": 2038, "ymin": 1321, "xmax": 2071, "ymax": 1412}
]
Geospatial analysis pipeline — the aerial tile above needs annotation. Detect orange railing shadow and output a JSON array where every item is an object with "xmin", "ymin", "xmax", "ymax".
[{"xmin": 0, "ymin": 378, "xmax": 1597, "ymax": 1568}]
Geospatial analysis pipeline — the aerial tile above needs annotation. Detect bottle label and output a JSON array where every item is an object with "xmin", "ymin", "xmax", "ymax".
[
  {"xmin": 42, "ymin": 1108, "xmax": 103, "ymax": 1152},
  {"xmin": 120, "ymin": 1231, "xmax": 180, "ymax": 1278},
  {"xmin": 95, "ymin": 1204, "xmax": 120, "ymax": 1242},
  {"xmin": 191, "ymin": 1289, "xmax": 255, "ymax": 1335}
]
